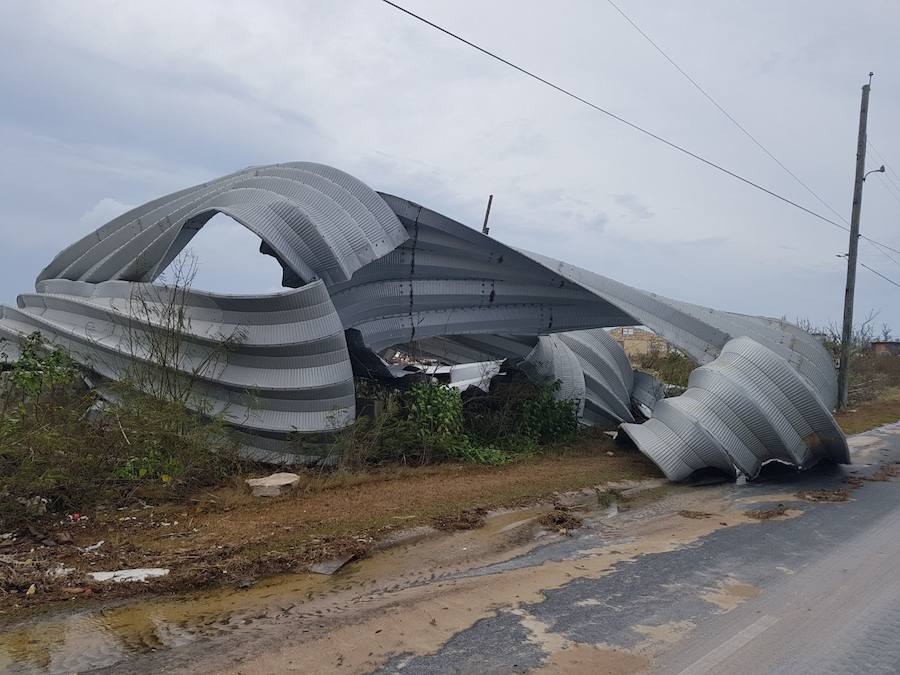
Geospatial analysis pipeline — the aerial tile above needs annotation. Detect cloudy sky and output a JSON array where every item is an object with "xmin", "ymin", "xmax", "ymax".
[{"xmin": 1, "ymin": 0, "xmax": 899, "ymax": 332}]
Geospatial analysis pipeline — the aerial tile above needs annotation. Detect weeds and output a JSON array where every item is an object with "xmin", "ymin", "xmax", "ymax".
[
  {"xmin": 0, "ymin": 339, "xmax": 245, "ymax": 530},
  {"xmin": 637, "ymin": 346, "xmax": 696, "ymax": 388},
  {"xmin": 331, "ymin": 376, "xmax": 581, "ymax": 469},
  {"xmin": 538, "ymin": 509, "xmax": 583, "ymax": 531},
  {"xmin": 0, "ymin": 255, "xmax": 252, "ymax": 531}
]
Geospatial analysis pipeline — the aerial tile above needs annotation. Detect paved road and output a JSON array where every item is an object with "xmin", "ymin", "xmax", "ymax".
[
  {"xmin": 367, "ymin": 422, "xmax": 900, "ymax": 675},
  {"xmin": 659, "ymin": 470, "xmax": 900, "ymax": 674}
]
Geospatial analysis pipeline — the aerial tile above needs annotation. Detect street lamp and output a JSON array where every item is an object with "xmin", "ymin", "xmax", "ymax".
[{"xmin": 863, "ymin": 165, "xmax": 885, "ymax": 181}]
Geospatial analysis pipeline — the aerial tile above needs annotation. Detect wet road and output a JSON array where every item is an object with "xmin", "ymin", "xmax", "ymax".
[
  {"xmin": 363, "ymin": 422, "xmax": 900, "ymax": 675},
  {"xmin": 3, "ymin": 422, "xmax": 900, "ymax": 674},
  {"xmin": 658, "ymin": 462, "xmax": 900, "ymax": 674}
]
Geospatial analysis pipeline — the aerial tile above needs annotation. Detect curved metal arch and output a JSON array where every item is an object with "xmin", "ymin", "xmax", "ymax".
[
  {"xmin": 3, "ymin": 161, "xmax": 849, "ymax": 476},
  {"xmin": 38, "ymin": 164, "xmax": 407, "ymax": 288}
]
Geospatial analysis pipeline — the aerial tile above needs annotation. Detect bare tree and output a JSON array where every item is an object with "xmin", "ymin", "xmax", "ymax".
[{"xmin": 117, "ymin": 252, "xmax": 246, "ymax": 414}]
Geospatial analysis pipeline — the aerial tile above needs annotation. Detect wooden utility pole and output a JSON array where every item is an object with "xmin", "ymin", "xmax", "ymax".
[
  {"xmin": 481, "ymin": 194, "xmax": 493, "ymax": 235},
  {"xmin": 837, "ymin": 73, "xmax": 873, "ymax": 410}
]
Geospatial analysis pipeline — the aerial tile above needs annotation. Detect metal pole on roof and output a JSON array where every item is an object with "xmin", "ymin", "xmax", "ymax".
[{"xmin": 481, "ymin": 194, "xmax": 493, "ymax": 235}]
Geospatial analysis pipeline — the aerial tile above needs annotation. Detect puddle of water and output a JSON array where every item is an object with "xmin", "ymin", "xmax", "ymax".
[{"xmin": 0, "ymin": 506, "xmax": 550, "ymax": 674}]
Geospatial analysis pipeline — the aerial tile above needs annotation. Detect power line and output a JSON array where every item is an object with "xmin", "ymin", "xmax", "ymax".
[
  {"xmin": 382, "ymin": 1, "xmax": 900, "ymax": 261},
  {"xmin": 866, "ymin": 143, "xmax": 900, "ymax": 199},
  {"xmin": 381, "ymin": 1, "xmax": 851, "ymax": 231},
  {"xmin": 603, "ymin": 0, "xmax": 900, "ymax": 277},
  {"xmin": 860, "ymin": 261, "xmax": 900, "ymax": 289},
  {"xmin": 877, "ymin": 176, "xmax": 900, "ymax": 211},
  {"xmin": 867, "ymin": 141, "xmax": 900, "ymax": 190},
  {"xmin": 866, "ymin": 239, "xmax": 900, "ymax": 271},
  {"xmin": 603, "ymin": 0, "xmax": 850, "ymax": 226},
  {"xmin": 605, "ymin": 0, "xmax": 900, "ymax": 281},
  {"xmin": 862, "ymin": 236, "xmax": 900, "ymax": 257}
]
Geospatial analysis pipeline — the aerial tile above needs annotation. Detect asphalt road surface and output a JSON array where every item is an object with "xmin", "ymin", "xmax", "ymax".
[{"xmin": 362, "ymin": 421, "xmax": 900, "ymax": 675}]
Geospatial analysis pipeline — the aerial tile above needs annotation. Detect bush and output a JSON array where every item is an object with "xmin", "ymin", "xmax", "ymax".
[
  {"xmin": 848, "ymin": 350, "xmax": 900, "ymax": 404},
  {"xmin": 0, "ymin": 333, "xmax": 245, "ymax": 531},
  {"xmin": 516, "ymin": 383, "xmax": 579, "ymax": 443},
  {"xmin": 332, "ymin": 377, "xmax": 580, "ymax": 468},
  {"xmin": 637, "ymin": 347, "xmax": 696, "ymax": 387}
]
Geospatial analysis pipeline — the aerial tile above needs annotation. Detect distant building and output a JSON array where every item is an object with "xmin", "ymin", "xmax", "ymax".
[
  {"xmin": 872, "ymin": 341, "xmax": 900, "ymax": 357},
  {"xmin": 607, "ymin": 326, "xmax": 671, "ymax": 360}
]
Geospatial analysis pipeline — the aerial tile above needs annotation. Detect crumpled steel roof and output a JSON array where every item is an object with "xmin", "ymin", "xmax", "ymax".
[
  {"xmin": 620, "ymin": 337, "xmax": 848, "ymax": 480},
  {"xmin": 38, "ymin": 162, "xmax": 408, "ymax": 287},
  {"xmin": 0, "ymin": 162, "xmax": 848, "ymax": 479},
  {"xmin": 0, "ymin": 278, "xmax": 355, "ymax": 436}
]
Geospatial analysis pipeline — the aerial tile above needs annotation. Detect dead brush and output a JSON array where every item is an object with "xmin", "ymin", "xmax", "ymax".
[
  {"xmin": 678, "ymin": 510, "xmax": 713, "ymax": 519},
  {"xmin": 745, "ymin": 504, "xmax": 788, "ymax": 520},
  {"xmin": 795, "ymin": 489, "xmax": 850, "ymax": 502},
  {"xmin": 538, "ymin": 509, "xmax": 583, "ymax": 531},
  {"xmin": 431, "ymin": 508, "xmax": 487, "ymax": 531}
]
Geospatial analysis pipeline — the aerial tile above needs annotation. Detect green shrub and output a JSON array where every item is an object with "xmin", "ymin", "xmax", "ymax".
[
  {"xmin": 637, "ymin": 347, "xmax": 696, "ymax": 387},
  {"xmin": 516, "ymin": 382, "xmax": 579, "ymax": 443},
  {"xmin": 0, "ymin": 334, "xmax": 245, "ymax": 531},
  {"xmin": 333, "ymin": 377, "xmax": 579, "ymax": 468}
]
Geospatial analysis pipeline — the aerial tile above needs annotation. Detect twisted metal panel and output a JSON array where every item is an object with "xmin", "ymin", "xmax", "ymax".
[
  {"xmin": 620, "ymin": 337, "xmax": 847, "ymax": 480},
  {"xmin": 1, "ymin": 162, "xmax": 848, "ymax": 475},
  {"xmin": 631, "ymin": 370, "xmax": 665, "ymax": 416},
  {"xmin": 38, "ymin": 163, "xmax": 408, "ymax": 287},
  {"xmin": 0, "ymin": 279, "xmax": 355, "ymax": 455},
  {"xmin": 520, "ymin": 335, "xmax": 587, "ymax": 418}
]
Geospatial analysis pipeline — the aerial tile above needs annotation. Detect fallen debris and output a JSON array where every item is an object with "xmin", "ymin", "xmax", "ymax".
[
  {"xmin": 78, "ymin": 540, "xmax": 105, "ymax": 553},
  {"xmin": 678, "ymin": 510, "xmax": 713, "ymax": 519},
  {"xmin": 745, "ymin": 504, "xmax": 788, "ymax": 520},
  {"xmin": 844, "ymin": 476, "xmax": 865, "ymax": 488},
  {"xmin": 245, "ymin": 472, "xmax": 301, "ymax": 497},
  {"xmin": 47, "ymin": 565, "xmax": 75, "ymax": 579},
  {"xmin": 538, "ymin": 509, "xmax": 583, "ymax": 532},
  {"xmin": 88, "ymin": 568, "xmax": 170, "ymax": 583},
  {"xmin": 431, "ymin": 508, "xmax": 487, "ymax": 531},
  {"xmin": 864, "ymin": 465, "xmax": 900, "ymax": 482},
  {"xmin": 308, "ymin": 554, "xmax": 357, "ymax": 576},
  {"xmin": 795, "ymin": 489, "xmax": 850, "ymax": 502}
]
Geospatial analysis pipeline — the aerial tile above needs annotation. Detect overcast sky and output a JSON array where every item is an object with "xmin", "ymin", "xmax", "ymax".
[{"xmin": 1, "ymin": 0, "xmax": 898, "ymax": 333}]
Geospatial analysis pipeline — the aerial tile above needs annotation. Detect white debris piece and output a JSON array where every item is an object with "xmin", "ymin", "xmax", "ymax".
[
  {"xmin": 309, "ymin": 554, "xmax": 356, "ymax": 575},
  {"xmin": 89, "ymin": 568, "xmax": 169, "ymax": 583},
  {"xmin": 245, "ymin": 472, "xmax": 301, "ymax": 497},
  {"xmin": 48, "ymin": 565, "xmax": 75, "ymax": 578},
  {"xmin": 79, "ymin": 540, "xmax": 105, "ymax": 553}
]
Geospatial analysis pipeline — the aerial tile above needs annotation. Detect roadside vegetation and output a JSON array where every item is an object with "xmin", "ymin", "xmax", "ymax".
[
  {"xmin": 0, "ymin": 332, "xmax": 248, "ymax": 532},
  {"xmin": 331, "ymin": 378, "xmax": 579, "ymax": 468},
  {"xmin": 636, "ymin": 346, "xmax": 696, "ymax": 388},
  {"xmin": 0, "ymin": 264, "xmax": 633, "ymax": 616},
  {"xmin": 0, "ymin": 331, "xmax": 652, "ymax": 618},
  {"xmin": 2, "ymin": 285, "xmax": 899, "ymax": 618},
  {"xmin": 798, "ymin": 312, "xmax": 900, "ymax": 433}
]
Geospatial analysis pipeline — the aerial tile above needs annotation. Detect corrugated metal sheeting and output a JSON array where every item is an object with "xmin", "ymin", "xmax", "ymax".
[
  {"xmin": 620, "ymin": 337, "xmax": 848, "ymax": 481},
  {"xmin": 0, "ymin": 162, "xmax": 848, "ymax": 479}
]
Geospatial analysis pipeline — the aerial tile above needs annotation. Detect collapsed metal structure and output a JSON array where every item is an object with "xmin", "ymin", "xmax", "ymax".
[{"xmin": 0, "ymin": 162, "xmax": 849, "ymax": 479}]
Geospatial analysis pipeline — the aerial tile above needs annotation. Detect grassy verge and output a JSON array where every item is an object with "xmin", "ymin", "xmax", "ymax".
[
  {"xmin": 0, "ymin": 434, "xmax": 659, "ymax": 620},
  {"xmin": 835, "ymin": 386, "xmax": 900, "ymax": 435}
]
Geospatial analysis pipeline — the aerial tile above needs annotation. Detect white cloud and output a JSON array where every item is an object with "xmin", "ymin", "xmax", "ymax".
[{"xmin": 79, "ymin": 197, "xmax": 134, "ymax": 228}]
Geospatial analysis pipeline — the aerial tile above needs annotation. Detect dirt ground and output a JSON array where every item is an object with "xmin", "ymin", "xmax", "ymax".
[
  {"xmin": 0, "ymin": 441, "xmax": 658, "ymax": 622},
  {"xmin": 835, "ymin": 387, "xmax": 900, "ymax": 435},
  {"xmin": 1, "ymin": 398, "xmax": 896, "ymax": 625}
]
